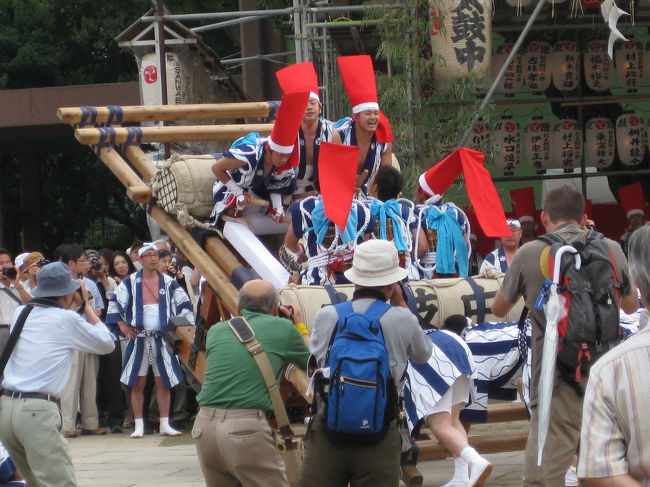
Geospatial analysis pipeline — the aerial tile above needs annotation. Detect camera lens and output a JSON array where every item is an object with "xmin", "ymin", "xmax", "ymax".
[
  {"xmin": 90, "ymin": 259, "xmax": 102, "ymax": 271},
  {"xmin": 1, "ymin": 267, "xmax": 17, "ymax": 280}
]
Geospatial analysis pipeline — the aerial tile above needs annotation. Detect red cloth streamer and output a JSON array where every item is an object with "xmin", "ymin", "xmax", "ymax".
[{"xmin": 318, "ymin": 142, "xmax": 359, "ymax": 231}]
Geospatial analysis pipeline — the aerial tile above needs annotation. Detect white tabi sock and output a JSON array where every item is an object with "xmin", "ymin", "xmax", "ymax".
[
  {"xmin": 159, "ymin": 417, "xmax": 181, "ymax": 436},
  {"xmin": 131, "ymin": 418, "xmax": 144, "ymax": 438}
]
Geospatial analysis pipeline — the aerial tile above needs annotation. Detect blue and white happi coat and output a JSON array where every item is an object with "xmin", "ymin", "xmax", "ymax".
[
  {"xmin": 403, "ymin": 329, "xmax": 476, "ymax": 435},
  {"xmin": 459, "ymin": 319, "xmax": 532, "ymax": 423},
  {"xmin": 291, "ymin": 195, "xmax": 374, "ymax": 285},
  {"xmin": 334, "ymin": 118, "xmax": 389, "ymax": 197},
  {"xmin": 0, "ymin": 441, "xmax": 22, "ymax": 487},
  {"xmin": 106, "ymin": 271, "xmax": 194, "ymax": 389},
  {"xmin": 480, "ymin": 248, "xmax": 508, "ymax": 274},
  {"xmin": 414, "ymin": 200, "xmax": 470, "ymax": 279},
  {"xmin": 208, "ymin": 133, "xmax": 297, "ymax": 225}
]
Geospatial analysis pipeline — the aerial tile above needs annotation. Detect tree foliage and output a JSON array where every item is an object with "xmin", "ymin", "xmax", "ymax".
[{"xmin": 366, "ymin": 0, "xmax": 495, "ymax": 201}]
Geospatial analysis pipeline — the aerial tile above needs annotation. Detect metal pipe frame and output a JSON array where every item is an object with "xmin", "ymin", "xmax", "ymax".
[
  {"xmin": 491, "ymin": 168, "xmax": 650, "ymax": 183},
  {"xmin": 140, "ymin": 5, "xmax": 398, "ymax": 23}
]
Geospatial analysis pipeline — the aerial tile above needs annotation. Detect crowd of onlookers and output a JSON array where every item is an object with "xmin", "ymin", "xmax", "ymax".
[{"xmin": 0, "ymin": 239, "xmax": 201, "ymax": 438}]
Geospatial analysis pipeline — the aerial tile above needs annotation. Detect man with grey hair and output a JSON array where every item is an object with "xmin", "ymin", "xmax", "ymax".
[
  {"xmin": 192, "ymin": 279, "xmax": 309, "ymax": 487},
  {"xmin": 578, "ymin": 224, "xmax": 650, "ymax": 486},
  {"xmin": 492, "ymin": 185, "xmax": 638, "ymax": 487}
]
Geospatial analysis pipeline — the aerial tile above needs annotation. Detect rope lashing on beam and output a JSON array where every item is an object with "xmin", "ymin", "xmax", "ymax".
[
  {"xmin": 79, "ymin": 106, "xmax": 98, "ymax": 127},
  {"xmin": 106, "ymin": 105, "xmax": 124, "ymax": 125}
]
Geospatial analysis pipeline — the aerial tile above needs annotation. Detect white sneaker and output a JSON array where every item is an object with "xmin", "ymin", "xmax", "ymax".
[{"xmin": 467, "ymin": 457, "xmax": 493, "ymax": 487}]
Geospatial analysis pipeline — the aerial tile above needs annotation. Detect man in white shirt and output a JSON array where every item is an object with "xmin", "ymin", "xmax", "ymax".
[
  {"xmin": 0, "ymin": 262, "xmax": 115, "ymax": 486},
  {"xmin": 59, "ymin": 245, "xmax": 106, "ymax": 438},
  {"xmin": 0, "ymin": 249, "xmax": 22, "ymax": 355}
]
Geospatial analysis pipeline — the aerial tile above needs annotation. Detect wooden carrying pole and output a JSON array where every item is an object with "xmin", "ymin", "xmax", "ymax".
[
  {"xmin": 57, "ymin": 102, "xmax": 273, "ymax": 124},
  {"xmin": 75, "ymin": 124, "xmax": 274, "ymax": 145}
]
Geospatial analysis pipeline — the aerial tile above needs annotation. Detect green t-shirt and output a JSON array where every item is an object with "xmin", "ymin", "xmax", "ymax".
[{"xmin": 196, "ymin": 308, "xmax": 310, "ymax": 411}]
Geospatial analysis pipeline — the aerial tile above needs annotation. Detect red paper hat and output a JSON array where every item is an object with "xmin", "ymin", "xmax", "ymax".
[
  {"xmin": 337, "ymin": 55, "xmax": 394, "ymax": 143},
  {"xmin": 510, "ymin": 187, "xmax": 536, "ymax": 223},
  {"xmin": 584, "ymin": 199, "xmax": 593, "ymax": 219},
  {"xmin": 275, "ymin": 62, "xmax": 320, "ymax": 101},
  {"xmin": 318, "ymin": 142, "xmax": 359, "ymax": 231},
  {"xmin": 619, "ymin": 182, "xmax": 646, "ymax": 218},
  {"xmin": 268, "ymin": 91, "xmax": 310, "ymax": 154},
  {"xmin": 419, "ymin": 148, "xmax": 511, "ymax": 237}
]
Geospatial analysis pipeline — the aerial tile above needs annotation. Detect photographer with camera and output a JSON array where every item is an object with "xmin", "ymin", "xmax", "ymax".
[
  {"xmin": 17, "ymin": 252, "xmax": 49, "ymax": 298},
  {"xmin": 60, "ymin": 245, "xmax": 107, "ymax": 438},
  {"xmin": 0, "ymin": 249, "xmax": 26, "ymax": 354}
]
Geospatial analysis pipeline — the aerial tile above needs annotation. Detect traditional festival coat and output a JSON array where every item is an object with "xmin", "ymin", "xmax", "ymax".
[{"xmin": 106, "ymin": 271, "xmax": 194, "ymax": 389}]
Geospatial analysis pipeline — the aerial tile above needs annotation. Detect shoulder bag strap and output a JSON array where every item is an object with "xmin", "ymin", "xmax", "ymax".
[
  {"xmin": 0, "ymin": 305, "xmax": 34, "ymax": 376},
  {"xmin": 0, "ymin": 287, "xmax": 22, "ymax": 306},
  {"xmin": 228, "ymin": 316, "xmax": 293, "ymax": 435}
]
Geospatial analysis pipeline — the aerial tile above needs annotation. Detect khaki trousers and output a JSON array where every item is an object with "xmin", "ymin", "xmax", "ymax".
[
  {"xmin": 300, "ymin": 420, "xmax": 401, "ymax": 487},
  {"xmin": 523, "ymin": 378, "xmax": 585, "ymax": 487},
  {"xmin": 192, "ymin": 407, "xmax": 289, "ymax": 487},
  {"xmin": 0, "ymin": 396, "xmax": 77, "ymax": 487},
  {"xmin": 60, "ymin": 350, "xmax": 99, "ymax": 431}
]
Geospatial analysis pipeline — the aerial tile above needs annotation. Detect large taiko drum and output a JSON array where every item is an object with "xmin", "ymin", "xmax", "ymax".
[{"xmin": 279, "ymin": 276, "xmax": 525, "ymax": 331}]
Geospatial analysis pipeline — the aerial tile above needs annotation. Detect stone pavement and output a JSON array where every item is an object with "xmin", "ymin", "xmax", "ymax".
[{"xmin": 68, "ymin": 422, "xmax": 526, "ymax": 487}]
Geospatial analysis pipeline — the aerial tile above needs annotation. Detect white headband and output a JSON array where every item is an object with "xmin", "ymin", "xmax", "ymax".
[
  {"xmin": 138, "ymin": 243, "xmax": 158, "ymax": 258},
  {"xmin": 518, "ymin": 216, "xmax": 534, "ymax": 223},
  {"xmin": 627, "ymin": 209, "xmax": 644, "ymax": 219},
  {"xmin": 507, "ymin": 219, "xmax": 521, "ymax": 228},
  {"xmin": 352, "ymin": 102, "xmax": 379, "ymax": 114}
]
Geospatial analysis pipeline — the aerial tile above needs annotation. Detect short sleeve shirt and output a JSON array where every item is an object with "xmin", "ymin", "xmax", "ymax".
[{"xmin": 499, "ymin": 224, "xmax": 632, "ymax": 406}]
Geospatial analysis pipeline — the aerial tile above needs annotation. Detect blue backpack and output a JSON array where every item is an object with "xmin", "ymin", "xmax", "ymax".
[{"xmin": 322, "ymin": 299, "xmax": 396, "ymax": 443}]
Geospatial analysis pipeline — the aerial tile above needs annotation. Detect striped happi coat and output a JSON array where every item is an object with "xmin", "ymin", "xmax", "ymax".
[
  {"xmin": 106, "ymin": 271, "xmax": 194, "ymax": 389},
  {"xmin": 460, "ymin": 320, "xmax": 531, "ymax": 423},
  {"xmin": 403, "ymin": 329, "xmax": 476, "ymax": 435}
]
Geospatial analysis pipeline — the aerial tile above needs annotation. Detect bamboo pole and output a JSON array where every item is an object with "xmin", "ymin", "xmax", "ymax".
[
  {"xmin": 57, "ymin": 102, "xmax": 273, "ymax": 124},
  {"xmin": 96, "ymin": 148, "xmax": 147, "ymax": 200},
  {"xmin": 124, "ymin": 146, "xmax": 156, "ymax": 182},
  {"xmin": 75, "ymin": 124, "xmax": 274, "ymax": 145},
  {"xmin": 126, "ymin": 185, "xmax": 152, "ymax": 203}
]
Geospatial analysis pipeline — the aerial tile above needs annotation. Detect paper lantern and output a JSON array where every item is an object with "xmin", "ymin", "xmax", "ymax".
[
  {"xmin": 615, "ymin": 38, "xmax": 643, "ymax": 93},
  {"xmin": 468, "ymin": 119, "xmax": 490, "ymax": 150},
  {"xmin": 492, "ymin": 43, "xmax": 524, "ymax": 97},
  {"xmin": 493, "ymin": 115, "xmax": 521, "ymax": 175},
  {"xmin": 552, "ymin": 119, "xmax": 583, "ymax": 172},
  {"xmin": 140, "ymin": 52, "xmax": 185, "ymax": 106},
  {"xmin": 524, "ymin": 116, "xmax": 552, "ymax": 174},
  {"xmin": 616, "ymin": 112, "xmax": 646, "ymax": 167},
  {"xmin": 584, "ymin": 117, "xmax": 615, "ymax": 170},
  {"xmin": 430, "ymin": 0, "xmax": 492, "ymax": 85},
  {"xmin": 644, "ymin": 41, "xmax": 650, "ymax": 87},
  {"xmin": 552, "ymin": 41, "xmax": 580, "ymax": 92},
  {"xmin": 523, "ymin": 41, "xmax": 552, "ymax": 94},
  {"xmin": 584, "ymin": 40, "xmax": 613, "ymax": 92}
]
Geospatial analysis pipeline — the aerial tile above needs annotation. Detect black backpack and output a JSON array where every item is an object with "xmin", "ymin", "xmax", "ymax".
[{"xmin": 538, "ymin": 231, "xmax": 620, "ymax": 388}]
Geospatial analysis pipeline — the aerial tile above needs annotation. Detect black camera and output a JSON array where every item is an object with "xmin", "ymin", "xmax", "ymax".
[
  {"xmin": 1, "ymin": 267, "xmax": 17, "ymax": 280},
  {"xmin": 36, "ymin": 259, "xmax": 50, "ymax": 268},
  {"xmin": 90, "ymin": 257, "xmax": 102, "ymax": 271}
]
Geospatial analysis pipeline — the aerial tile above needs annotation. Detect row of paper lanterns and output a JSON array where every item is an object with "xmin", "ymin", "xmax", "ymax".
[
  {"xmin": 491, "ymin": 38, "xmax": 647, "ymax": 95},
  {"xmin": 470, "ymin": 112, "xmax": 647, "ymax": 175}
]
